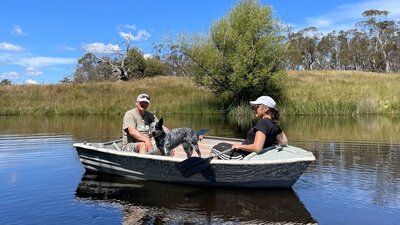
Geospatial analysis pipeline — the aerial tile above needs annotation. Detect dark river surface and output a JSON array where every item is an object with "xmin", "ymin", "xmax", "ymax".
[{"xmin": 1, "ymin": 115, "xmax": 400, "ymax": 225}]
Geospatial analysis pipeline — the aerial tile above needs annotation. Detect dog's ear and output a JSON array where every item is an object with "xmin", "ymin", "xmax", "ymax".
[{"xmin": 157, "ymin": 117, "xmax": 164, "ymax": 128}]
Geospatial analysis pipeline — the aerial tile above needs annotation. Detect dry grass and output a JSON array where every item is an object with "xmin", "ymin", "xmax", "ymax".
[
  {"xmin": 0, "ymin": 76, "xmax": 223, "ymax": 115},
  {"xmin": 282, "ymin": 70, "xmax": 400, "ymax": 115},
  {"xmin": 2, "ymin": 71, "xmax": 400, "ymax": 116}
]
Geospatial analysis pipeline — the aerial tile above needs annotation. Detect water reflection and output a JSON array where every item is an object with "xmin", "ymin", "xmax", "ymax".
[
  {"xmin": 295, "ymin": 140, "xmax": 400, "ymax": 209},
  {"xmin": 0, "ymin": 115, "xmax": 247, "ymax": 141},
  {"xmin": 1, "ymin": 115, "xmax": 400, "ymax": 224},
  {"xmin": 284, "ymin": 115, "xmax": 400, "ymax": 142},
  {"xmin": 2, "ymin": 114, "xmax": 400, "ymax": 142},
  {"xmin": 75, "ymin": 172, "xmax": 317, "ymax": 224}
]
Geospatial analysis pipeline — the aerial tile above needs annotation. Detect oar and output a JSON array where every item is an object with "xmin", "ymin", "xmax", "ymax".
[
  {"xmin": 196, "ymin": 129, "xmax": 209, "ymax": 136},
  {"xmin": 176, "ymin": 148, "xmax": 233, "ymax": 178}
]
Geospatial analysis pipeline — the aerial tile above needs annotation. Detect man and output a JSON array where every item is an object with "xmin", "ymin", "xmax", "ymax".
[{"xmin": 122, "ymin": 93, "xmax": 157, "ymax": 153}]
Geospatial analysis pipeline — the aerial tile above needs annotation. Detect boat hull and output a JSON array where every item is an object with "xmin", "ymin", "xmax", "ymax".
[{"xmin": 74, "ymin": 140, "xmax": 314, "ymax": 188}]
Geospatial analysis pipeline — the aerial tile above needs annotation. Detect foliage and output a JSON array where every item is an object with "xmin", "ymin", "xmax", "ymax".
[
  {"xmin": 144, "ymin": 57, "xmax": 166, "ymax": 77},
  {"xmin": 286, "ymin": 9, "xmax": 400, "ymax": 73},
  {"xmin": 73, "ymin": 53, "xmax": 119, "ymax": 82},
  {"xmin": 125, "ymin": 47, "xmax": 147, "ymax": 79},
  {"xmin": 0, "ymin": 79, "xmax": 12, "ymax": 85},
  {"xmin": 178, "ymin": 0, "xmax": 287, "ymax": 105},
  {"xmin": 73, "ymin": 49, "xmax": 153, "ymax": 82},
  {"xmin": 153, "ymin": 43, "xmax": 191, "ymax": 76},
  {"xmin": 59, "ymin": 76, "xmax": 72, "ymax": 84}
]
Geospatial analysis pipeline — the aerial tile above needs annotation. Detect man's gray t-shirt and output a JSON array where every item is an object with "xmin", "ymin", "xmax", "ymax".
[{"xmin": 122, "ymin": 108, "xmax": 158, "ymax": 148}]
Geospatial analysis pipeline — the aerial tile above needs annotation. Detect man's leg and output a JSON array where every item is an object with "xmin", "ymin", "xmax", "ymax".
[{"xmin": 135, "ymin": 142, "xmax": 147, "ymax": 154}]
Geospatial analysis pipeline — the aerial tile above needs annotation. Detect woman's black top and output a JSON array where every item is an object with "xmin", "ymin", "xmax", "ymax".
[{"xmin": 239, "ymin": 118, "xmax": 283, "ymax": 156}]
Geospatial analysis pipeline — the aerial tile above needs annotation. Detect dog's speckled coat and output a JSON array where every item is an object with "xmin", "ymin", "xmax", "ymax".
[{"xmin": 150, "ymin": 118, "xmax": 201, "ymax": 158}]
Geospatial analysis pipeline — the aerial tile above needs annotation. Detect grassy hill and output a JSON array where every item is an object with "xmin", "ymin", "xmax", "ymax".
[
  {"xmin": 1, "ymin": 71, "xmax": 400, "ymax": 115},
  {"xmin": 0, "ymin": 77, "xmax": 222, "ymax": 115}
]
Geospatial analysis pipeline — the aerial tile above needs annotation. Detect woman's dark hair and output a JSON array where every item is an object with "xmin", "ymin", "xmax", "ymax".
[{"xmin": 268, "ymin": 106, "xmax": 280, "ymax": 121}]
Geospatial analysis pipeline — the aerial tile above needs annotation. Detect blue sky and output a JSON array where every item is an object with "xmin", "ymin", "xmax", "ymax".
[{"xmin": 1, "ymin": 0, "xmax": 399, "ymax": 84}]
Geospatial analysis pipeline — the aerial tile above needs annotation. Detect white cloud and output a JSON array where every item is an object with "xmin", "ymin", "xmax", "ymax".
[
  {"xmin": 117, "ymin": 24, "xmax": 137, "ymax": 31},
  {"xmin": 143, "ymin": 54, "xmax": 152, "ymax": 59},
  {"xmin": 63, "ymin": 46, "xmax": 76, "ymax": 51},
  {"xmin": 126, "ymin": 24, "xmax": 136, "ymax": 30},
  {"xmin": 24, "ymin": 67, "xmax": 43, "ymax": 76},
  {"xmin": 299, "ymin": 0, "xmax": 400, "ymax": 33},
  {"xmin": 82, "ymin": 42, "xmax": 121, "ymax": 54},
  {"xmin": 119, "ymin": 32, "xmax": 134, "ymax": 41},
  {"xmin": 25, "ymin": 79, "xmax": 39, "ymax": 85},
  {"xmin": 1, "ymin": 71, "xmax": 20, "ymax": 79},
  {"xmin": 119, "ymin": 29, "xmax": 151, "ymax": 42},
  {"xmin": 0, "ymin": 42, "xmax": 23, "ymax": 51},
  {"xmin": 12, "ymin": 25, "xmax": 27, "ymax": 36},
  {"xmin": 16, "ymin": 57, "xmax": 76, "ymax": 67},
  {"xmin": 133, "ymin": 30, "xmax": 151, "ymax": 41}
]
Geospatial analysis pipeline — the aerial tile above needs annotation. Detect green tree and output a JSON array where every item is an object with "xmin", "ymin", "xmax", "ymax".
[
  {"xmin": 153, "ymin": 43, "xmax": 191, "ymax": 76},
  {"xmin": 316, "ymin": 31, "xmax": 337, "ymax": 69},
  {"xmin": 178, "ymin": 0, "xmax": 286, "ymax": 105},
  {"xmin": 73, "ymin": 53, "xmax": 118, "ymax": 82},
  {"xmin": 59, "ymin": 76, "xmax": 72, "ymax": 83},
  {"xmin": 144, "ymin": 57, "xmax": 165, "ymax": 77},
  {"xmin": 358, "ymin": 10, "xmax": 399, "ymax": 72},
  {"xmin": 0, "ymin": 79, "xmax": 12, "ymax": 85},
  {"xmin": 125, "ymin": 47, "xmax": 147, "ymax": 79},
  {"xmin": 287, "ymin": 27, "xmax": 320, "ymax": 70},
  {"xmin": 73, "ymin": 53, "xmax": 99, "ymax": 82},
  {"xmin": 347, "ymin": 29, "xmax": 369, "ymax": 71},
  {"xmin": 337, "ymin": 31, "xmax": 353, "ymax": 70}
]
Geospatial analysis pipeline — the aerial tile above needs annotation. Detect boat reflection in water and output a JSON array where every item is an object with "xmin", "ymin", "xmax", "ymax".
[{"xmin": 75, "ymin": 172, "xmax": 317, "ymax": 224}]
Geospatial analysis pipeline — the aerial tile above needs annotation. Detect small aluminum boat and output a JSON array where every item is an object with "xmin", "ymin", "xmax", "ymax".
[{"xmin": 73, "ymin": 136, "xmax": 315, "ymax": 188}]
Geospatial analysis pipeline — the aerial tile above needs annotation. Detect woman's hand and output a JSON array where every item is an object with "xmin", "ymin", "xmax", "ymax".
[{"xmin": 232, "ymin": 144, "xmax": 241, "ymax": 150}]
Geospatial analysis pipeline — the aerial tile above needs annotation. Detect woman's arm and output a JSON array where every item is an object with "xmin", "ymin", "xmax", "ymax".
[
  {"xmin": 232, "ymin": 131, "xmax": 266, "ymax": 153},
  {"xmin": 276, "ymin": 131, "xmax": 288, "ymax": 145}
]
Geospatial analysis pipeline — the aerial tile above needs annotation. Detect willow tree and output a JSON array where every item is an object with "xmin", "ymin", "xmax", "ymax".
[{"xmin": 179, "ymin": 0, "xmax": 287, "ymax": 105}]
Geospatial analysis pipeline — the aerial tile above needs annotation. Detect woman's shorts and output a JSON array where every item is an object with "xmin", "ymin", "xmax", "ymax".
[{"xmin": 211, "ymin": 142, "xmax": 247, "ymax": 160}]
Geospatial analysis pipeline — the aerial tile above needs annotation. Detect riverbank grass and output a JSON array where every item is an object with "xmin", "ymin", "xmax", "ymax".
[
  {"xmin": 1, "ymin": 71, "xmax": 400, "ymax": 116},
  {"xmin": 282, "ymin": 70, "xmax": 400, "ymax": 115},
  {"xmin": 0, "ymin": 77, "xmax": 223, "ymax": 115}
]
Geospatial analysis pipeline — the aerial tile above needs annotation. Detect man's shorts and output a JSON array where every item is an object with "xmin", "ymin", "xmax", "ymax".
[
  {"xmin": 122, "ymin": 142, "xmax": 139, "ymax": 152},
  {"xmin": 122, "ymin": 139, "xmax": 158, "ymax": 153}
]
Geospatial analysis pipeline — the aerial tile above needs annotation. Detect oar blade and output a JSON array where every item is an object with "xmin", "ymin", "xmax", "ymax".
[
  {"xmin": 196, "ymin": 129, "xmax": 209, "ymax": 136},
  {"xmin": 176, "ymin": 157, "xmax": 211, "ymax": 178}
]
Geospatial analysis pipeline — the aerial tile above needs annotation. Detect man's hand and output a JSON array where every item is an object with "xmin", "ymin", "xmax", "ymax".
[{"xmin": 144, "ymin": 139, "xmax": 153, "ymax": 152}]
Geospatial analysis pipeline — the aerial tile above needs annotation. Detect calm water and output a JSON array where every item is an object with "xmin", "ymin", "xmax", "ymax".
[{"xmin": 1, "ymin": 115, "xmax": 400, "ymax": 225}]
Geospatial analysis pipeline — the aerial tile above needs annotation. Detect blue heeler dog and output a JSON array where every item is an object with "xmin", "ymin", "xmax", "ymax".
[{"xmin": 150, "ymin": 118, "xmax": 201, "ymax": 158}]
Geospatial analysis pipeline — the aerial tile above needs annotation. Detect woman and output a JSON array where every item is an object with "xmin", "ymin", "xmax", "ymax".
[{"xmin": 213, "ymin": 96, "xmax": 288, "ymax": 160}]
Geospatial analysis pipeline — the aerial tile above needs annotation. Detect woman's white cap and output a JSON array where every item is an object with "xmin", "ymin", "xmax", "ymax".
[{"xmin": 249, "ymin": 96, "xmax": 276, "ymax": 108}]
